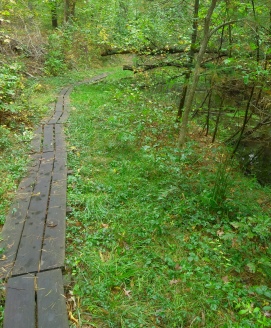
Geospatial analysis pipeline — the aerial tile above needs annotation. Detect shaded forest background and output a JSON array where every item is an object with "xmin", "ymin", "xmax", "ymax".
[{"xmin": 1, "ymin": 0, "xmax": 271, "ymax": 183}]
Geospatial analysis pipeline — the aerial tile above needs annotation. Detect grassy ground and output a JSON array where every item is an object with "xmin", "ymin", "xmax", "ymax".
[
  {"xmin": 65, "ymin": 69, "xmax": 271, "ymax": 327},
  {"xmin": 0, "ymin": 66, "xmax": 271, "ymax": 327}
]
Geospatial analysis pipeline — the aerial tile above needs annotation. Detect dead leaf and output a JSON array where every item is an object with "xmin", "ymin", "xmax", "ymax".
[
  {"xmin": 68, "ymin": 311, "xmax": 79, "ymax": 325},
  {"xmin": 47, "ymin": 221, "xmax": 57, "ymax": 228},
  {"xmin": 112, "ymin": 286, "xmax": 121, "ymax": 293},
  {"xmin": 101, "ymin": 308, "xmax": 109, "ymax": 314},
  {"xmin": 222, "ymin": 276, "xmax": 229, "ymax": 283},
  {"xmin": 101, "ymin": 223, "xmax": 109, "ymax": 229},
  {"xmin": 217, "ymin": 230, "xmax": 224, "ymax": 237},
  {"xmin": 123, "ymin": 288, "xmax": 132, "ymax": 298},
  {"xmin": 231, "ymin": 238, "xmax": 239, "ymax": 248},
  {"xmin": 99, "ymin": 251, "xmax": 105, "ymax": 262},
  {"xmin": 169, "ymin": 279, "xmax": 181, "ymax": 285}
]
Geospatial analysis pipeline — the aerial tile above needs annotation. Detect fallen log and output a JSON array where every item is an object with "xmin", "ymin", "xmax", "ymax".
[
  {"xmin": 123, "ymin": 62, "xmax": 185, "ymax": 73},
  {"xmin": 101, "ymin": 46, "xmax": 186, "ymax": 56},
  {"xmin": 101, "ymin": 46, "xmax": 230, "ymax": 58}
]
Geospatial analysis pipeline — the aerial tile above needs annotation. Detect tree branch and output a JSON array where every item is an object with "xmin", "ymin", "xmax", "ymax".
[
  {"xmin": 209, "ymin": 20, "xmax": 241, "ymax": 38},
  {"xmin": 123, "ymin": 62, "xmax": 185, "ymax": 73}
]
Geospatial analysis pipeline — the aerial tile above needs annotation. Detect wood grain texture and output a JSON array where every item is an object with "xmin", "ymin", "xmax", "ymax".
[
  {"xmin": 4, "ymin": 274, "xmax": 35, "ymax": 328},
  {"xmin": 37, "ymin": 269, "xmax": 69, "ymax": 328},
  {"xmin": 12, "ymin": 153, "xmax": 54, "ymax": 275},
  {"xmin": 0, "ymin": 154, "xmax": 41, "ymax": 279},
  {"xmin": 40, "ymin": 177, "xmax": 66, "ymax": 270},
  {"xmin": 30, "ymin": 126, "xmax": 42, "ymax": 153},
  {"xmin": 43, "ymin": 124, "xmax": 54, "ymax": 152}
]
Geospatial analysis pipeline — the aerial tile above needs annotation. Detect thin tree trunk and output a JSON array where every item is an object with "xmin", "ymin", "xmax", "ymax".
[
  {"xmin": 192, "ymin": 89, "xmax": 211, "ymax": 118},
  {"xmin": 242, "ymin": 115, "xmax": 271, "ymax": 140},
  {"xmin": 251, "ymin": 0, "xmax": 260, "ymax": 62},
  {"xmin": 212, "ymin": 98, "xmax": 224, "ymax": 143},
  {"xmin": 226, "ymin": 0, "xmax": 232, "ymax": 57},
  {"xmin": 51, "ymin": 3, "xmax": 58, "ymax": 28},
  {"xmin": 176, "ymin": 0, "xmax": 199, "ymax": 120},
  {"xmin": 205, "ymin": 87, "xmax": 213, "ymax": 136},
  {"xmin": 178, "ymin": 0, "xmax": 219, "ymax": 147},
  {"xmin": 64, "ymin": 0, "xmax": 76, "ymax": 23},
  {"xmin": 231, "ymin": 86, "xmax": 255, "ymax": 156}
]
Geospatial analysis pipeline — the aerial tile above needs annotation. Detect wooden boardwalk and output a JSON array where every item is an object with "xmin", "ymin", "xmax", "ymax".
[{"xmin": 0, "ymin": 73, "xmax": 107, "ymax": 327}]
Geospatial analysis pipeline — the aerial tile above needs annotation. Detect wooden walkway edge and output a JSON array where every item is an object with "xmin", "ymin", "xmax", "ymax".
[{"xmin": 0, "ymin": 73, "xmax": 107, "ymax": 327}]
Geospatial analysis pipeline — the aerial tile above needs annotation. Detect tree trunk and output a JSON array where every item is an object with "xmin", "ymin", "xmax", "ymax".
[
  {"xmin": 205, "ymin": 87, "xmax": 213, "ymax": 136},
  {"xmin": 64, "ymin": 0, "xmax": 76, "ymax": 23},
  {"xmin": 226, "ymin": 0, "xmax": 232, "ymax": 57},
  {"xmin": 178, "ymin": 0, "xmax": 219, "ymax": 147},
  {"xmin": 251, "ymin": 0, "xmax": 260, "ymax": 62},
  {"xmin": 176, "ymin": 0, "xmax": 199, "ymax": 121},
  {"xmin": 51, "ymin": 2, "xmax": 58, "ymax": 28},
  {"xmin": 212, "ymin": 98, "xmax": 224, "ymax": 143},
  {"xmin": 231, "ymin": 86, "xmax": 255, "ymax": 156}
]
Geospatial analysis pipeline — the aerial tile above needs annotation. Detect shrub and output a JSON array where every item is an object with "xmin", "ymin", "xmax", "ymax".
[
  {"xmin": 0, "ymin": 63, "xmax": 24, "ymax": 112},
  {"xmin": 0, "ymin": 125, "xmax": 11, "ymax": 150},
  {"xmin": 44, "ymin": 33, "xmax": 67, "ymax": 76}
]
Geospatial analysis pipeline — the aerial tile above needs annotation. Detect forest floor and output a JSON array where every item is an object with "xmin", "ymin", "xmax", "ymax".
[{"xmin": 1, "ymin": 65, "xmax": 271, "ymax": 327}]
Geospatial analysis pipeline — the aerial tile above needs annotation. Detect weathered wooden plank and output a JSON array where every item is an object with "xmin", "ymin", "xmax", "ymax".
[
  {"xmin": 59, "ymin": 87, "xmax": 70, "ymax": 96},
  {"xmin": 17, "ymin": 153, "xmax": 41, "ymax": 194},
  {"xmin": 53, "ymin": 151, "xmax": 67, "ymax": 170},
  {"xmin": 12, "ymin": 153, "xmax": 54, "ymax": 276},
  {"xmin": 54, "ymin": 123, "xmax": 63, "ymax": 135},
  {"xmin": 75, "ymin": 73, "xmax": 108, "ymax": 86},
  {"xmin": 30, "ymin": 126, "xmax": 42, "ymax": 153},
  {"xmin": 47, "ymin": 111, "xmax": 63, "ymax": 125},
  {"xmin": 57, "ymin": 111, "xmax": 70, "ymax": 124},
  {"xmin": 40, "ymin": 177, "xmax": 66, "ymax": 270},
  {"xmin": 43, "ymin": 124, "xmax": 54, "ymax": 153},
  {"xmin": 4, "ymin": 274, "xmax": 35, "ymax": 328},
  {"xmin": 0, "ymin": 155, "xmax": 41, "ymax": 279},
  {"xmin": 55, "ymin": 130, "xmax": 66, "ymax": 152},
  {"xmin": 40, "ymin": 150, "xmax": 67, "ymax": 270},
  {"xmin": 55, "ymin": 94, "xmax": 64, "ymax": 112},
  {"xmin": 37, "ymin": 269, "xmax": 69, "ymax": 328},
  {"xmin": 58, "ymin": 91, "xmax": 71, "ymax": 123},
  {"xmin": 0, "ymin": 198, "xmax": 31, "ymax": 279}
]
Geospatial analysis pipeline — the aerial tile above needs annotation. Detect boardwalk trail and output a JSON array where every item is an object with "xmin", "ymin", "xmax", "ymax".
[{"xmin": 0, "ymin": 73, "xmax": 107, "ymax": 327}]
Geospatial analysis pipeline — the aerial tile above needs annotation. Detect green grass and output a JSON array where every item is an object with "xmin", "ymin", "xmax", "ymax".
[
  {"xmin": 0, "ymin": 65, "xmax": 270, "ymax": 327},
  {"xmin": 66, "ymin": 69, "xmax": 271, "ymax": 327}
]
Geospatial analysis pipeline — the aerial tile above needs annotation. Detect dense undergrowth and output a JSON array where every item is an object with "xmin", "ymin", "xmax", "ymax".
[{"xmin": 64, "ymin": 69, "xmax": 271, "ymax": 327}]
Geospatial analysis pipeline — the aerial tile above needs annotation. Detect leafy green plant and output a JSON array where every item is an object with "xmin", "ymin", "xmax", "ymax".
[
  {"xmin": 44, "ymin": 33, "xmax": 67, "ymax": 76},
  {"xmin": 0, "ymin": 125, "xmax": 11, "ymax": 150},
  {"xmin": 210, "ymin": 153, "xmax": 233, "ymax": 211},
  {"xmin": 0, "ymin": 63, "xmax": 24, "ymax": 113}
]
